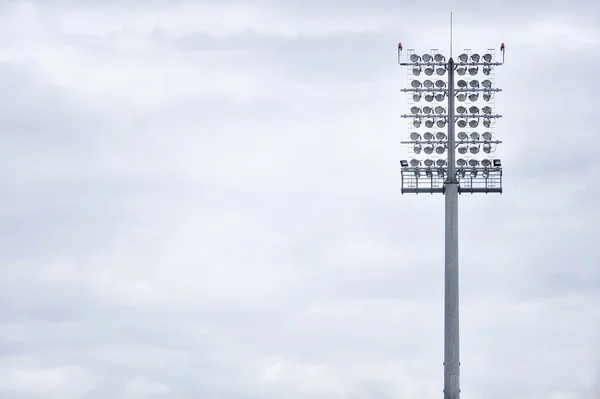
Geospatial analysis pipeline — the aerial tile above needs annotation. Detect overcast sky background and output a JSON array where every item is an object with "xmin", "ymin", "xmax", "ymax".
[{"xmin": 0, "ymin": 0, "xmax": 599, "ymax": 398}]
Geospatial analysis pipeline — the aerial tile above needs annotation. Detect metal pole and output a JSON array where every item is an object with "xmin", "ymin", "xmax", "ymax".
[{"xmin": 444, "ymin": 57, "xmax": 460, "ymax": 399}]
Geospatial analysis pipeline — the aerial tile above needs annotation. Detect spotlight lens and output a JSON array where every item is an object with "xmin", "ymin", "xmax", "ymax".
[
  {"xmin": 410, "ymin": 159, "xmax": 420, "ymax": 166},
  {"xmin": 436, "ymin": 145, "xmax": 445, "ymax": 154},
  {"xmin": 457, "ymin": 93, "xmax": 467, "ymax": 102},
  {"xmin": 469, "ymin": 93, "xmax": 479, "ymax": 102},
  {"xmin": 436, "ymin": 159, "xmax": 446, "ymax": 167},
  {"xmin": 469, "ymin": 106, "xmax": 479, "ymax": 114},
  {"xmin": 436, "ymin": 132, "xmax": 447, "ymax": 140},
  {"xmin": 435, "ymin": 93, "xmax": 445, "ymax": 101},
  {"xmin": 470, "ymin": 146, "xmax": 480, "ymax": 154},
  {"xmin": 469, "ymin": 120, "xmax": 479, "ymax": 128},
  {"xmin": 482, "ymin": 106, "xmax": 492, "ymax": 114},
  {"xmin": 425, "ymin": 94, "xmax": 434, "ymax": 102},
  {"xmin": 435, "ymin": 80, "xmax": 446, "ymax": 88},
  {"xmin": 458, "ymin": 146, "xmax": 468, "ymax": 154},
  {"xmin": 425, "ymin": 119, "xmax": 434, "ymax": 128},
  {"xmin": 424, "ymin": 80, "xmax": 434, "ymax": 88},
  {"xmin": 435, "ymin": 106, "xmax": 445, "ymax": 114},
  {"xmin": 469, "ymin": 159, "xmax": 479, "ymax": 166},
  {"xmin": 413, "ymin": 118, "xmax": 421, "ymax": 128},
  {"xmin": 410, "ymin": 132, "xmax": 421, "ymax": 140},
  {"xmin": 483, "ymin": 92, "xmax": 492, "ymax": 102},
  {"xmin": 411, "ymin": 80, "xmax": 421, "ymax": 88},
  {"xmin": 483, "ymin": 143, "xmax": 492, "ymax": 153},
  {"xmin": 458, "ymin": 54, "xmax": 468, "ymax": 62},
  {"xmin": 483, "ymin": 66, "xmax": 492, "ymax": 75},
  {"xmin": 482, "ymin": 132, "xmax": 492, "ymax": 140},
  {"xmin": 470, "ymin": 132, "xmax": 480, "ymax": 140},
  {"xmin": 457, "ymin": 106, "xmax": 467, "ymax": 114},
  {"xmin": 457, "ymin": 80, "xmax": 467, "ymax": 88},
  {"xmin": 414, "ymin": 144, "xmax": 422, "ymax": 153},
  {"xmin": 436, "ymin": 67, "xmax": 446, "ymax": 75},
  {"xmin": 457, "ymin": 132, "xmax": 468, "ymax": 140},
  {"xmin": 410, "ymin": 54, "xmax": 421, "ymax": 62},
  {"xmin": 423, "ymin": 54, "xmax": 433, "ymax": 62},
  {"xmin": 469, "ymin": 67, "xmax": 478, "ymax": 76},
  {"xmin": 457, "ymin": 67, "xmax": 466, "ymax": 76},
  {"xmin": 483, "ymin": 53, "xmax": 492, "ymax": 62},
  {"xmin": 482, "ymin": 79, "xmax": 492, "ymax": 88},
  {"xmin": 457, "ymin": 119, "xmax": 467, "ymax": 128},
  {"xmin": 424, "ymin": 145, "xmax": 434, "ymax": 154},
  {"xmin": 434, "ymin": 54, "xmax": 445, "ymax": 62},
  {"xmin": 424, "ymin": 132, "xmax": 434, "ymax": 140},
  {"xmin": 413, "ymin": 67, "xmax": 421, "ymax": 76},
  {"xmin": 424, "ymin": 159, "xmax": 434, "ymax": 166},
  {"xmin": 481, "ymin": 159, "xmax": 492, "ymax": 167},
  {"xmin": 471, "ymin": 54, "xmax": 480, "ymax": 62},
  {"xmin": 457, "ymin": 158, "xmax": 467, "ymax": 166},
  {"xmin": 469, "ymin": 80, "xmax": 480, "ymax": 88},
  {"xmin": 413, "ymin": 93, "xmax": 422, "ymax": 102},
  {"xmin": 425, "ymin": 67, "xmax": 434, "ymax": 76},
  {"xmin": 436, "ymin": 119, "xmax": 446, "ymax": 128},
  {"xmin": 411, "ymin": 106, "xmax": 421, "ymax": 114}
]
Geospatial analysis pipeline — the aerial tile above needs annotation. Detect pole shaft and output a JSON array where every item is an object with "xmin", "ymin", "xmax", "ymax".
[{"xmin": 444, "ymin": 58, "xmax": 460, "ymax": 399}]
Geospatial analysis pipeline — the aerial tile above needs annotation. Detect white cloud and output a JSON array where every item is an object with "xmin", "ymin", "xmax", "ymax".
[{"xmin": 0, "ymin": 1, "xmax": 598, "ymax": 398}]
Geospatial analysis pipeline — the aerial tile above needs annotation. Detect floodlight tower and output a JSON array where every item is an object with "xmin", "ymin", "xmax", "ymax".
[{"xmin": 397, "ymin": 42, "xmax": 505, "ymax": 399}]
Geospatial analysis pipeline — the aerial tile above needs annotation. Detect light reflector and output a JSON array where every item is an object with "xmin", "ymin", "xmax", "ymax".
[
  {"xmin": 436, "ymin": 67, "xmax": 446, "ymax": 75},
  {"xmin": 457, "ymin": 66, "xmax": 467, "ymax": 75},
  {"xmin": 457, "ymin": 80, "xmax": 467, "ymax": 88},
  {"xmin": 457, "ymin": 93, "xmax": 467, "ymax": 102},
  {"xmin": 425, "ymin": 93, "xmax": 434, "ymax": 102}
]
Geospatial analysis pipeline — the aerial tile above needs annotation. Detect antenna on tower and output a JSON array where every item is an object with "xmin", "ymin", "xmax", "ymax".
[{"xmin": 450, "ymin": 12, "xmax": 453, "ymax": 58}]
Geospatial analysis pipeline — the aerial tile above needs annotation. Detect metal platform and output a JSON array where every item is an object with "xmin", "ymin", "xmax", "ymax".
[{"xmin": 401, "ymin": 167, "xmax": 502, "ymax": 194}]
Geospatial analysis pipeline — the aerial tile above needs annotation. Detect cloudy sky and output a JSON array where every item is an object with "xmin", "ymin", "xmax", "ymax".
[{"xmin": 0, "ymin": 0, "xmax": 599, "ymax": 398}]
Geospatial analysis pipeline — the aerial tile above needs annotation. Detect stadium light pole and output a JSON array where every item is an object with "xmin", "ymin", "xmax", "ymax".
[{"xmin": 397, "ymin": 42, "xmax": 506, "ymax": 399}]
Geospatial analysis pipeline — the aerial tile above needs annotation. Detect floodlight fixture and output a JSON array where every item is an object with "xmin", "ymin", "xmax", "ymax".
[
  {"xmin": 469, "ymin": 80, "xmax": 480, "ymax": 89},
  {"xmin": 471, "ymin": 53, "xmax": 480, "ymax": 62},
  {"xmin": 483, "ymin": 143, "xmax": 492, "ymax": 153},
  {"xmin": 414, "ymin": 144, "xmax": 422, "ymax": 153},
  {"xmin": 470, "ymin": 132, "xmax": 480, "ymax": 140},
  {"xmin": 413, "ymin": 118, "xmax": 421, "ymax": 128},
  {"xmin": 483, "ymin": 53, "xmax": 493, "ymax": 62},
  {"xmin": 424, "ymin": 132, "xmax": 435, "ymax": 141},
  {"xmin": 457, "ymin": 132, "xmax": 468, "ymax": 141},
  {"xmin": 483, "ymin": 118, "xmax": 492, "ymax": 128},
  {"xmin": 483, "ymin": 65, "xmax": 492, "ymax": 75},
  {"xmin": 469, "ymin": 66, "xmax": 478, "ymax": 75},
  {"xmin": 468, "ymin": 159, "xmax": 479, "ymax": 167},
  {"xmin": 423, "ymin": 106, "xmax": 433, "ymax": 114},
  {"xmin": 411, "ymin": 106, "xmax": 421, "ymax": 114},
  {"xmin": 425, "ymin": 118, "xmax": 435, "ymax": 128},
  {"xmin": 425, "ymin": 93, "xmax": 434, "ymax": 102},
  {"xmin": 436, "ymin": 144, "xmax": 446, "ymax": 154},
  {"xmin": 482, "ymin": 106, "xmax": 492, "ymax": 115},
  {"xmin": 457, "ymin": 93, "xmax": 467, "ymax": 102},
  {"xmin": 482, "ymin": 132, "xmax": 492, "ymax": 141},
  {"xmin": 434, "ymin": 53, "xmax": 445, "ymax": 62},
  {"xmin": 435, "ymin": 93, "xmax": 446, "ymax": 101},
  {"xmin": 422, "ymin": 54, "xmax": 433, "ymax": 62},
  {"xmin": 410, "ymin": 54, "xmax": 421, "ymax": 63},
  {"xmin": 435, "ymin": 80, "xmax": 446, "ymax": 88},
  {"xmin": 483, "ymin": 92, "xmax": 492, "ymax": 102},
  {"xmin": 469, "ymin": 119, "xmax": 479, "ymax": 128},
  {"xmin": 469, "ymin": 106, "xmax": 480, "ymax": 114},
  {"xmin": 410, "ymin": 159, "xmax": 421, "ymax": 166},
  {"xmin": 425, "ymin": 66, "xmax": 435, "ymax": 76},
  {"xmin": 424, "ymin": 144, "xmax": 434, "ymax": 154},
  {"xmin": 410, "ymin": 132, "xmax": 421, "ymax": 140},
  {"xmin": 437, "ymin": 119, "xmax": 447, "ymax": 128},
  {"xmin": 457, "ymin": 145, "xmax": 468, "ymax": 154},
  {"xmin": 481, "ymin": 159, "xmax": 492, "ymax": 167},
  {"xmin": 457, "ymin": 158, "xmax": 467, "ymax": 166},
  {"xmin": 436, "ymin": 159, "xmax": 447, "ymax": 167},
  {"xmin": 435, "ymin": 106, "xmax": 446, "ymax": 114},
  {"xmin": 470, "ymin": 145, "xmax": 480, "ymax": 154},
  {"xmin": 424, "ymin": 159, "xmax": 435, "ymax": 167},
  {"xmin": 457, "ymin": 80, "xmax": 467, "ymax": 88},
  {"xmin": 457, "ymin": 119, "xmax": 467, "ymax": 128},
  {"xmin": 436, "ymin": 66, "xmax": 446, "ymax": 75},
  {"xmin": 458, "ymin": 53, "xmax": 468, "ymax": 62},
  {"xmin": 436, "ymin": 132, "xmax": 447, "ymax": 141},
  {"xmin": 457, "ymin": 106, "xmax": 467, "ymax": 114},
  {"xmin": 413, "ymin": 93, "xmax": 422, "ymax": 102},
  {"xmin": 469, "ymin": 93, "xmax": 479, "ymax": 102},
  {"xmin": 457, "ymin": 66, "xmax": 467, "ymax": 75},
  {"xmin": 412, "ymin": 80, "xmax": 422, "ymax": 88},
  {"xmin": 482, "ymin": 79, "xmax": 492, "ymax": 88},
  {"xmin": 493, "ymin": 159, "xmax": 502, "ymax": 167},
  {"xmin": 413, "ymin": 66, "xmax": 422, "ymax": 76},
  {"xmin": 424, "ymin": 79, "xmax": 434, "ymax": 88},
  {"xmin": 400, "ymin": 159, "xmax": 408, "ymax": 167}
]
